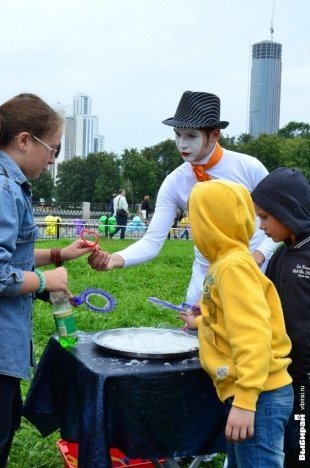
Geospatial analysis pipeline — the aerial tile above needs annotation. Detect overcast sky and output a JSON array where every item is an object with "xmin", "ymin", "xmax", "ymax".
[{"xmin": 0, "ymin": 0, "xmax": 309, "ymax": 155}]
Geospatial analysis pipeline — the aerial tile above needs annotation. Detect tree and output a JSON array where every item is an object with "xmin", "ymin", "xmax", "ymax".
[
  {"xmin": 55, "ymin": 157, "xmax": 88, "ymax": 202},
  {"xmin": 280, "ymin": 138, "xmax": 310, "ymax": 179},
  {"xmin": 91, "ymin": 152, "xmax": 121, "ymax": 203},
  {"xmin": 278, "ymin": 122, "xmax": 310, "ymax": 139},
  {"xmin": 219, "ymin": 133, "xmax": 236, "ymax": 150},
  {"xmin": 55, "ymin": 153, "xmax": 121, "ymax": 203},
  {"xmin": 231, "ymin": 134, "xmax": 284, "ymax": 172},
  {"xmin": 30, "ymin": 171, "xmax": 54, "ymax": 202},
  {"xmin": 121, "ymin": 148, "xmax": 158, "ymax": 204},
  {"xmin": 140, "ymin": 139, "xmax": 181, "ymax": 201},
  {"xmin": 142, "ymin": 139, "xmax": 181, "ymax": 176},
  {"xmin": 219, "ymin": 124, "xmax": 309, "ymax": 177}
]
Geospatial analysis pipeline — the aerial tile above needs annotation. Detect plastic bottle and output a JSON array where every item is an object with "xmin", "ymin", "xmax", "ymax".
[{"xmin": 50, "ymin": 291, "xmax": 78, "ymax": 348}]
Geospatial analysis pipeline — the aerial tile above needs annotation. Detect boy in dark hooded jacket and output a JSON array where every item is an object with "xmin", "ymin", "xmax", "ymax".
[{"xmin": 251, "ymin": 167, "xmax": 310, "ymax": 466}]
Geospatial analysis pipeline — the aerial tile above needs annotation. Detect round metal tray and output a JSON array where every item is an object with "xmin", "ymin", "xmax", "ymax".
[{"xmin": 92, "ymin": 327, "xmax": 199, "ymax": 359}]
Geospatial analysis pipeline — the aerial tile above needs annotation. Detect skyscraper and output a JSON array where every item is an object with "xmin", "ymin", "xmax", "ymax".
[
  {"xmin": 94, "ymin": 135, "xmax": 105, "ymax": 153},
  {"xmin": 249, "ymin": 40, "xmax": 282, "ymax": 137},
  {"xmin": 75, "ymin": 114, "xmax": 98, "ymax": 157},
  {"xmin": 73, "ymin": 93, "xmax": 92, "ymax": 115},
  {"xmin": 64, "ymin": 93, "xmax": 104, "ymax": 160},
  {"xmin": 64, "ymin": 115, "xmax": 76, "ymax": 160}
]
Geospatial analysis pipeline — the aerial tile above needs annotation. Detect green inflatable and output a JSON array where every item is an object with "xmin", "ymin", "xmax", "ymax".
[
  {"xmin": 108, "ymin": 216, "xmax": 117, "ymax": 236},
  {"xmin": 98, "ymin": 215, "xmax": 108, "ymax": 237}
]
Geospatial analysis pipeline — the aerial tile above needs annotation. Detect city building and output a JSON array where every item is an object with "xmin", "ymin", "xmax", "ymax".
[
  {"xmin": 249, "ymin": 40, "xmax": 282, "ymax": 137},
  {"xmin": 64, "ymin": 115, "xmax": 76, "ymax": 160},
  {"xmin": 94, "ymin": 134, "xmax": 105, "ymax": 153},
  {"xmin": 75, "ymin": 113, "xmax": 98, "ymax": 157},
  {"xmin": 64, "ymin": 92, "xmax": 104, "ymax": 160},
  {"xmin": 73, "ymin": 93, "xmax": 92, "ymax": 115}
]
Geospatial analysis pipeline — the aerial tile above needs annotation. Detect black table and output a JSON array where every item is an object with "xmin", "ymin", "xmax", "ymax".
[{"xmin": 24, "ymin": 333, "xmax": 226, "ymax": 468}]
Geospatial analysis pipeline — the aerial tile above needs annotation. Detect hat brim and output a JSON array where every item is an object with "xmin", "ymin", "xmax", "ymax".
[{"xmin": 162, "ymin": 118, "xmax": 229, "ymax": 129}]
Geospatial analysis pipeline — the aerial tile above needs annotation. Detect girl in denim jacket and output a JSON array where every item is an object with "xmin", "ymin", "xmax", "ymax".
[{"xmin": 0, "ymin": 93, "xmax": 95, "ymax": 466}]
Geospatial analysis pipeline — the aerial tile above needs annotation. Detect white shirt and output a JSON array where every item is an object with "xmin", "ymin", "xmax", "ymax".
[
  {"xmin": 113, "ymin": 194, "xmax": 128, "ymax": 216},
  {"xmin": 118, "ymin": 148, "xmax": 277, "ymax": 303}
]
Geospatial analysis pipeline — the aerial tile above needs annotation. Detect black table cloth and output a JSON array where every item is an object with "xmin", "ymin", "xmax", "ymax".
[{"xmin": 24, "ymin": 333, "xmax": 226, "ymax": 468}]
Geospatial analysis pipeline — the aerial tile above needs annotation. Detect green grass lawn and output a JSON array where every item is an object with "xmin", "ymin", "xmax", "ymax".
[{"xmin": 9, "ymin": 238, "xmax": 225, "ymax": 467}]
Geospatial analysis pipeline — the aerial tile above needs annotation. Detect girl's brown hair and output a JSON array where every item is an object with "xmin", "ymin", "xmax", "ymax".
[{"xmin": 0, "ymin": 93, "xmax": 63, "ymax": 147}]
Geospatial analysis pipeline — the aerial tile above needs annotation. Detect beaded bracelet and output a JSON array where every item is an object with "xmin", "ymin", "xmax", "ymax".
[
  {"xmin": 34, "ymin": 269, "xmax": 46, "ymax": 293},
  {"xmin": 50, "ymin": 248, "xmax": 63, "ymax": 267}
]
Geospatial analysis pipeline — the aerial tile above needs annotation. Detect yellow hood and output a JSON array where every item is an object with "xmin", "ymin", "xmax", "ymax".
[{"xmin": 189, "ymin": 180, "xmax": 255, "ymax": 262}]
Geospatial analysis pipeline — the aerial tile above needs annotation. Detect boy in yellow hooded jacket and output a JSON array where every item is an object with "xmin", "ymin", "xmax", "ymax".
[{"xmin": 180, "ymin": 180, "xmax": 293, "ymax": 467}]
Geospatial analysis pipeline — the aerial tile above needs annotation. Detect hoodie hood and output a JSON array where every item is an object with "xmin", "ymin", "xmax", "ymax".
[
  {"xmin": 251, "ymin": 167, "xmax": 310, "ymax": 237},
  {"xmin": 189, "ymin": 180, "xmax": 255, "ymax": 262}
]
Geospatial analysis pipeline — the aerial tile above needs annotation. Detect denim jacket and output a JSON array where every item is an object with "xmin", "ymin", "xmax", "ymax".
[{"xmin": 0, "ymin": 151, "xmax": 38, "ymax": 379}]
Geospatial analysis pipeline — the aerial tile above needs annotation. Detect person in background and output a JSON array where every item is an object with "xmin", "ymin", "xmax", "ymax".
[
  {"xmin": 251, "ymin": 167, "xmax": 310, "ymax": 467},
  {"xmin": 88, "ymin": 91, "xmax": 276, "ymax": 305},
  {"xmin": 140, "ymin": 195, "xmax": 152, "ymax": 224},
  {"xmin": 109, "ymin": 193, "xmax": 117, "ymax": 217},
  {"xmin": 111, "ymin": 189, "xmax": 128, "ymax": 240},
  {"xmin": 0, "ymin": 93, "xmax": 96, "ymax": 466},
  {"xmin": 167, "ymin": 210, "xmax": 180, "ymax": 240},
  {"xmin": 179, "ymin": 211, "xmax": 190, "ymax": 240},
  {"xmin": 180, "ymin": 179, "xmax": 293, "ymax": 467}
]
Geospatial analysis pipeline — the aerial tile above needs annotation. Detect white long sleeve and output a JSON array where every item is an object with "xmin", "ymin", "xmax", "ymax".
[{"xmin": 117, "ymin": 148, "xmax": 277, "ymax": 302}]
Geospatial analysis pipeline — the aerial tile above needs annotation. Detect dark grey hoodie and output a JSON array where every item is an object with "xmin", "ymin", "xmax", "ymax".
[
  {"xmin": 252, "ymin": 167, "xmax": 310, "ymax": 383},
  {"xmin": 251, "ymin": 167, "xmax": 310, "ymax": 237}
]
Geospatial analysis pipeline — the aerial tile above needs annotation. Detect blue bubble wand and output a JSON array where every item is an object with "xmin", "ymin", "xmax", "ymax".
[
  {"xmin": 72, "ymin": 288, "xmax": 116, "ymax": 313},
  {"xmin": 148, "ymin": 297, "xmax": 199, "ymax": 314}
]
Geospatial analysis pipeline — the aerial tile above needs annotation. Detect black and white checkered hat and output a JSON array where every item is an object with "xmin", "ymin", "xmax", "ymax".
[{"xmin": 162, "ymin": 91, "xmax": 229, "ymax": 129}]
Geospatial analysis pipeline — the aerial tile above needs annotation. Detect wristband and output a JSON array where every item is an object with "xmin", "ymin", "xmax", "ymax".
[
  {"xmin": 34, "ymin": 269, "xmax": 46, "ymax": 293},
  {"xmin": 50, "ymin": 248, "xmax": 63, "ymax": 267}
]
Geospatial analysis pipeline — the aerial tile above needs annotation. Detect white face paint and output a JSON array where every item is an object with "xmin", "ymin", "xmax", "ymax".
[{"xmin": 174, "ymin": 128, "xmax": 207, "ymax": 163}]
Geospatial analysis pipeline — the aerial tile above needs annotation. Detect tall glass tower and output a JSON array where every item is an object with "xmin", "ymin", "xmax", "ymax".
[
  {"xmin": 73, "ymin": 93, "xmax": 92, "ymax": 115},
  {"xmin": 64, "ymin": 93, "xmax": 104, "ymax": 159},
  {"xmin": 249, "ymin": 41, "xmax": 282, "ymax": 137}
]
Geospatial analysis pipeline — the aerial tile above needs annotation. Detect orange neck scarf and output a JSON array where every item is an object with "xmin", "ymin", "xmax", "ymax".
[{"xmin": 191, "ymin": 143, "xmax": 223, "ymax": 182}]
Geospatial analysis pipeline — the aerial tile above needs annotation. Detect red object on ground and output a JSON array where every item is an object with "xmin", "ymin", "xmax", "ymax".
[{"xmin": 57, "ymin": 439, "xmax": 165, "ymax": 467}]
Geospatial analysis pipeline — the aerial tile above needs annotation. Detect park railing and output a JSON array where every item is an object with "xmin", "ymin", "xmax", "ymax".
[
  {"xmin": 32, "ymin": 201, "xmax": 140, "ymax": 219},
  {"xmin": 35, "ymin": 220, "xmax": 192, "ymax": 241},
  {"xmin": 35, "ymin": 220, "xmax": 149, "ymax": 240}
]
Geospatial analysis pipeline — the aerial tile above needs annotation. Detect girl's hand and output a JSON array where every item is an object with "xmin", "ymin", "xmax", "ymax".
[
  {"xmin": 61, "ymin": 239, "xmax": 98, "ymax": 261},
  {"xmin": 43, "ymin": 267, "xmax": 70, "ymax": 295}
]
